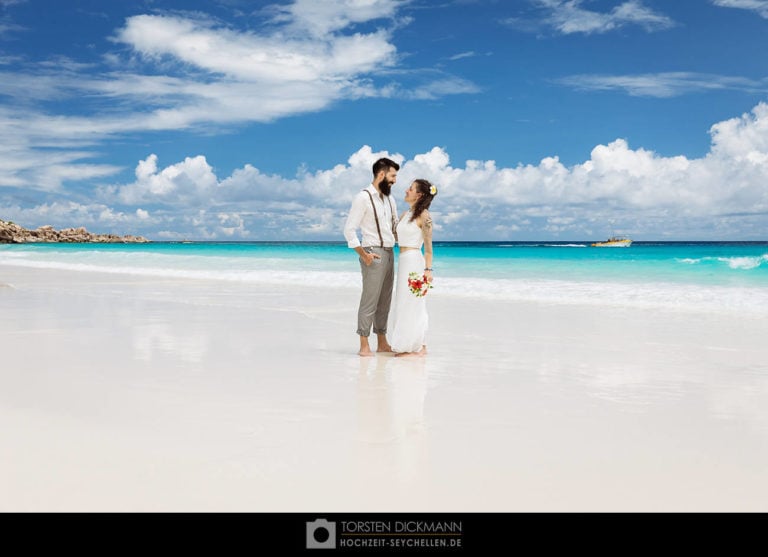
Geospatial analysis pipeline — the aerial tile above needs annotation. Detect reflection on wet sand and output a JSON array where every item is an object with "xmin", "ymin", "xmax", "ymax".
[
  {"xmin": 354, "ymin": 355, "xmax": 428, "ymax": 501},
  {"xmin": 132, "ymin": 322, "xmax": 209, "ymax": 364}
]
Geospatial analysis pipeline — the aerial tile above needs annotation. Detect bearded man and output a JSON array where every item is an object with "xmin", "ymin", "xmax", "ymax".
[{"xmin": 343, "ymin": 157, "xmax": 400, "ymax": 356}]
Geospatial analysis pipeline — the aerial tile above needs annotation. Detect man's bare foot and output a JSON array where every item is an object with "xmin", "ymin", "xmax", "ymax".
[
  {"xmin": 375, "ymin": 333, "xmax": 392, "ymax": 353},
  {"xmin": 358, "ymin": 336, "xmax": 374, "ymax": 357}
]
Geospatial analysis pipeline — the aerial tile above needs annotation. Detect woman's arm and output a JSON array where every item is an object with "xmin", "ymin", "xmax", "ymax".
[{"xmin": 421, "ymin": 210, "xmax": 434, "ymax": 282}]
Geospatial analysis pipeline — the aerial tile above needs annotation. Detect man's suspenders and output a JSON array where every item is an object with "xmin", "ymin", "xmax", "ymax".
[{"xmin": 364, "ymin": 189, "xmax": 396, "ymax": 247}]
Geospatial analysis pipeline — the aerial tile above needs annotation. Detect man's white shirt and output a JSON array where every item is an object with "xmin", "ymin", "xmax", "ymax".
[{"xmin": 344, "ymin": 184, "xmax": 398, "ymax": 249}]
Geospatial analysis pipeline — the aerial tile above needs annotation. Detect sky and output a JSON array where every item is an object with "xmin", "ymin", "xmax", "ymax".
[{"xmin": 1, "ymin": 0, "xmax": 767, "ymax": 241}]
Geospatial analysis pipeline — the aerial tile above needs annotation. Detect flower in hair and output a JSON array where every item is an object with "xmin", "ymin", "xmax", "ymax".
[{"xmin": 429, "ymin": 185, "xmax": 438, "ymax": 195}]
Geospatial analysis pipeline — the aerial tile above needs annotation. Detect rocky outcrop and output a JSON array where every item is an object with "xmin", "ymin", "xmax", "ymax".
[{"xmin": 0, "ymin": 220, "xmax": 150, "ymax": 244}]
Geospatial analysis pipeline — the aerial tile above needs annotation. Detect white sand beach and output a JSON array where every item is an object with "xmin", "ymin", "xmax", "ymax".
[{"xmin": 2, "ymin": 263, "xmax": 768, "ymax": 512}]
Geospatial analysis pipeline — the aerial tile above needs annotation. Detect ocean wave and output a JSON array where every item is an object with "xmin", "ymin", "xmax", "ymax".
[
  {"xmin": 3, "ymin": 255, "xmax": 767, "ymax": 316},
  {"xmin": 437, "ymin": 276, "xmax": 768, "ymax": 316},
  {"xmin": 497, "ymin": 243, "xmax": 587, "ymax": 248},
  {"xmin": 677, "ymin": 254, "xmax": 768, "ymax": 270},
  {"xmin": 721, "ymin": 255, "xmax": 768, "ymax": 270},
  {"xmin": 0, "ymin": 251, "xmax": 31, "ymax": 258},
  {"xmin": 0, "ymin": 257, "xmax": 361, "ymax": 289}
]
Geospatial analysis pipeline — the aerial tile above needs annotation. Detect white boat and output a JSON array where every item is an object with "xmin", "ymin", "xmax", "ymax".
[{"xmin": 591, "ymin": 236, "xmax": 632, "ymax": 247}]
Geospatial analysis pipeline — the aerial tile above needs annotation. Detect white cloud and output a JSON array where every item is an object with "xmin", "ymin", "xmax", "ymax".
[
  {"xmin": 117, "ymin": 145, "xmax": 403, "ymax": 208},
  {"xmin": 710, "ymin": 102, "xmax": 768, "ymax": 159},
  {"xmin": 116, "ymin": 14, "xmax": 397, "ymax": 83},
  {"xmin": 556, "ymin": 72, "xmax": 768, "ymax": 97},
  {"xmin": 0, "ymin": 112, "xmax": 122, "ymax": 190},
  {"xmin": 0, "ymin": 1, "xmax": 475, "ymax": 191},
  {"xmin": 379, "ymin": 74, "xmax": 481, "ymax": 100},
  {"xmin": 0, "ymin": 22, "xmax": 22, "ymax": 37},
  {"xmin": 0, "ymin": 0, "xmax": 25, "ymax": 38},
  {"xmin": 216, "ymin": 211, "xmax": 248, "ymax": 236},
  {"xmin": 118, "ymin": 154, "xmax": 219, "ymax": 205},
  {"xmin": 6, "ymin": 77, "xmax": 768, "ymax": 239},
  {"xmin": 269, "ymin": 0, "xmax": 406, "ymax": 37},
  {"xmin": 0, "ymin": 201, "xmax": 148, "ymax": 234},
  {"xmin": 390, "ymin": 105, "xmax": 768, "ymax": 238},
  {"xmin": 712, "ymin": 0, "xmax": 768, "ymax": 18},
  {"xmin": 448, "ymin": 51, "xmax": 476, "ymax": 61},
  {"xmin": 27, "ymin": 103, "xmax": 751, "ymax": 240},
  {"xmin": 508, "ymin": 0, "xmax": 675, "ymax": 35},
  {"xmin": 83, "ymin": 145, "xmax": 407, "ymax": 239}
]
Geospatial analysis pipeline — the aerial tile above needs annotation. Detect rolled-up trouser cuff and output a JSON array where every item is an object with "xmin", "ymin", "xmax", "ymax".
[{"xmin": 356, "ymin": 327, "xmax": 388, "ymax": 337}]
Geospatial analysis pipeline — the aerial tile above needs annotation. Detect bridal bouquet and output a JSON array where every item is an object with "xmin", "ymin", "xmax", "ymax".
[{"xmin": 407, "ymin": 272, "xmax": 433, "ymax": 297}]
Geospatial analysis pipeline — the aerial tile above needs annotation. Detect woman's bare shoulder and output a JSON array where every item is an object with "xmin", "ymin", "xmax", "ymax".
[{"xmin": 418, "ymin": 210, "xmax": 433, "ymax": 229}]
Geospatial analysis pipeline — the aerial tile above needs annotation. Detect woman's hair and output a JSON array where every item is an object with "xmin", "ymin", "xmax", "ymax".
[{"xmin": 410, "ymin": 179, "xmax": 436, "ymax": 222}]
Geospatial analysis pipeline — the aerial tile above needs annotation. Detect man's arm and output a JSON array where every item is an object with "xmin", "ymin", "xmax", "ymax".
[
  {"xmin": 344, "ymin": 193, "xmax": 379, "ymax": 265},
  {"xmin": 343, "ymin": 193, "xmax": 366, "ymax": 249}
]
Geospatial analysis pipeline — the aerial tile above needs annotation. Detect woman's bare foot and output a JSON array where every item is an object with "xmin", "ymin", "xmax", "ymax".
[{"xmin": 394, "ymin": 351, "xmax": 424, "ymax": 358}]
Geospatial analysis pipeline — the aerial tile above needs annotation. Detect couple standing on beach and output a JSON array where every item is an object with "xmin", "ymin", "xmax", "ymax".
[{"xmin": 343, "ymin": 157, "xmax": 437, "ymax": 357}]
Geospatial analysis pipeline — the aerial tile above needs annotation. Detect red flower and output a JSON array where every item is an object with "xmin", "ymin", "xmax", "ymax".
[{"xmin": 407, "ymin": 272, "xmax": 433, "ymax": 297}]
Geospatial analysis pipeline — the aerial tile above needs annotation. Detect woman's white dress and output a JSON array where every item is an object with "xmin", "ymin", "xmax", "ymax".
[{"xmin": 389, "ymin": 211, "xmax": 428, "ymax": 353}]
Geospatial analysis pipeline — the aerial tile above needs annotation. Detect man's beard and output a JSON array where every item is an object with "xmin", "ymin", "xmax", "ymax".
[{"xmin": 379, "ymin": 180, "xmax": 392, "ymax": 196}]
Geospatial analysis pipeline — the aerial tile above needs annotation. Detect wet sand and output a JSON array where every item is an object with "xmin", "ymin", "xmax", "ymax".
[{"xmin": 2, "ymin": 264, "xmax": 767, "ymax": 511}]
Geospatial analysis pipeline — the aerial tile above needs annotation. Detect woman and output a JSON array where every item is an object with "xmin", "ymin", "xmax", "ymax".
[{"xmin": 389, "ymin": 179, "xmax": 437, "ymax": 357}]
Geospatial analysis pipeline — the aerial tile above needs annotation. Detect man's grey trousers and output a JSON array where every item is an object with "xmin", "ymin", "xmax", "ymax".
[{"xmin": 356, "ymin": 246, "xmax": 395, "ymax": 337}]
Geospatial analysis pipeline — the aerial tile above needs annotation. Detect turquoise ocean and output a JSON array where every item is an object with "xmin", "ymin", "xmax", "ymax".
[{"xmin": 2, "ymin": 241, "xmax": 767, "ymax": 315}]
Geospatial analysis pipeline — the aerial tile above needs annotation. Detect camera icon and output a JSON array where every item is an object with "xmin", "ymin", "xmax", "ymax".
[{"xmin": 306, "ymin": 519, "xmax": 336, "ymax": 549}]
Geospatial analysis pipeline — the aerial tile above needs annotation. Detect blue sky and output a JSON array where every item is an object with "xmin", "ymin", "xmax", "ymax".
[{"xmin": 1, "ymin": 0, "xmax": 768, "ymax": 240}]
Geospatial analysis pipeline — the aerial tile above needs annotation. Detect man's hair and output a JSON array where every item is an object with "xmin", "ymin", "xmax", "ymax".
[{"xmin": 372, "ymin": 157, "xmax": 400, "ymax": 178}]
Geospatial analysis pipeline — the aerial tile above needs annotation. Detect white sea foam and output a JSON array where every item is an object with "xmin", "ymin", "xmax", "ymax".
[
  {"xmin": 0, "ymin": 256, "xmax": 361, "ymax": 289},
  {"xmin": 436, "ymin": 276, "xmax": 768, "ymax": 316},
  {"xmin": 498, "ymin": 244, "xmax": 587, "ymax": 248},
  {"xmin": 3, "ymin": 251, "xmax": 767, "ymax": 316},
  {"xmin": 677, "ymin": 254, "xmax": 768, "ymax": 270},
  {"xmin": 4, "ymin": 246, "xmax": 768, "ymax": 313},
  {"xmin": 720, "ymin": 255, "xmax": 768, "ymax": 270}
]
